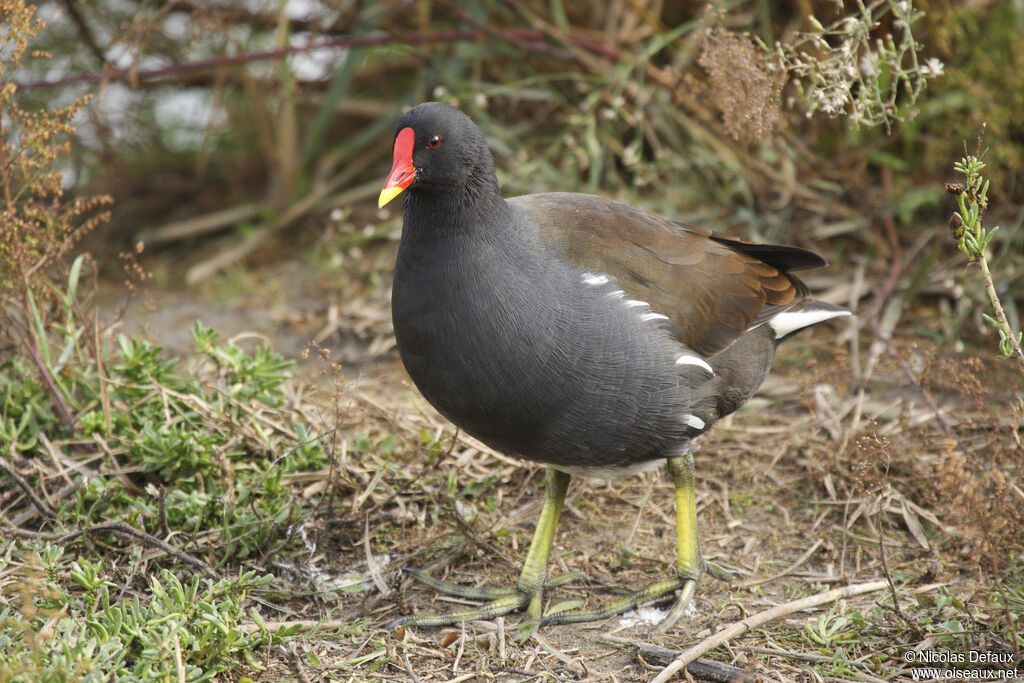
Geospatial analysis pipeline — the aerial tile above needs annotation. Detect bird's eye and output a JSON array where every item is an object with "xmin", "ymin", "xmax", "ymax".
[{"xmin": 427, "ymin": 135, "xmax": 442, "ymax": 149}]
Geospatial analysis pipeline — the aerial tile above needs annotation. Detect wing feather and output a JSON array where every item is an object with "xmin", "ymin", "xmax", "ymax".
[{"xmin": 511, "ymin": 192, "xmax": 825, "ymax": 356}]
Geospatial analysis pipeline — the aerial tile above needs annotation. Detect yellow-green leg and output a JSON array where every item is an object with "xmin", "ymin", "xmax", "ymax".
[
  {"xmin": 541, "ymin": 452, "xmax": 702, "ymax": 632},
  {"xmin": 517, "ymin": 467, "xmax": 570, "ymax": 620},
  {"xmin": 388, "ymin": 468, "xmax": 572, "ymax": 629},
  {"xmin": 652, "ymin": 451, "xmax": 702, "ymax": 633}
]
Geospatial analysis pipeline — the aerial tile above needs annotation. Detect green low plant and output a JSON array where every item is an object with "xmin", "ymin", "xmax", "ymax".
[
  {"xmin": 773, "ymin": 0, "xmax": 942, "ymax": 130},
  {"xmin": 0, "ymin": 545, "xmax": 286, "ymax": 682},
  {"xmin": 947, "ymin": 135, "xmax": 1024, "ymax": 364},
  {"xmin": 1, "ymin": 6, "xmax": 346, "ymax": 676}
]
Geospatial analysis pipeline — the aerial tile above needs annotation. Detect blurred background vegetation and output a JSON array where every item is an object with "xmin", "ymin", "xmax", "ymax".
[
  {"xmin": 2, "ymin": 0, "xmax": 1023, "ymax": 679},
  {"xmin": 9, "ymin": 0, "xmax": 1024, "ymax": 343}
]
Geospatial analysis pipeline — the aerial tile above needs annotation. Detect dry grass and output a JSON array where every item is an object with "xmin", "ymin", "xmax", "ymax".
[{"xmin": 689, "ymin": 27, "xmax": 786, "ymax": 145}]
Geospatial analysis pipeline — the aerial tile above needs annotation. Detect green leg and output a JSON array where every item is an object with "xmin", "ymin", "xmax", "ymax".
[
  {"xmin": 651, "ymin": 451, "xmax": 702, "ymax": 634},
  {"xmin": 388, "ymin": 468, "xmax": 571, "ymax": 629},
  {"xmin": 542, "ymin": 452, "xmax": 703, "ymax": 633},
  {"xmin": 518, "ymin": 467, "xmax": 569, "ymax": 620}
]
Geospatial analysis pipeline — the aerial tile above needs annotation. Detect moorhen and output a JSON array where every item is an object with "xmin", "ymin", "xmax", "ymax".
[{"xmin": 379, "ymin": 102, "xmax": 850, "ymax": 633}]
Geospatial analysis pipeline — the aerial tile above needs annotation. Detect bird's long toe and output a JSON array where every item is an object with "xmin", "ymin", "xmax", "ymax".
[
  {"xmin": 537, "ymin": 573, "xmax": 698, "ymax": 628},
  {"xmin": 388, "ymin": 568, "xmax": 595, "ymax": 629},
  {"xmin": 387, "ymin": 591, "xmax": 532, "ymax": 629}
]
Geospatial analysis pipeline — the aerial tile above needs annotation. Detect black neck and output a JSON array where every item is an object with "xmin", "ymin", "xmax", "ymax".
[{"xmin": 403, "ymin": 179, "xmax": 508, "ymax": 239}]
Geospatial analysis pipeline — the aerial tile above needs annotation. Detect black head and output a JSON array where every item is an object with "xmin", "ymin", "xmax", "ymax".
[{"xmin": 378, "ymin": 102, "xmax": 498, "ymax": 209}]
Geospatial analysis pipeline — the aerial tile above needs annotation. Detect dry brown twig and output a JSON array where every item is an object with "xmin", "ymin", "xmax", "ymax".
[
  {"xmin": 650, "ymin": 580, "xmax": 888, "ymax": 683},
  {"xmin": 0, "ymin": 452, "xmax": 58, "ymax": 520},
  {"xmin": 601, "ymin": 635, "xmax": 761, "ymax": 682},
  {"xmin": 15, "ymin": 29, "xmax": 621, "ymax": 91},
  {"xmin": 4, "ymin": 521, "xmax": 218, "ymax": 577}
]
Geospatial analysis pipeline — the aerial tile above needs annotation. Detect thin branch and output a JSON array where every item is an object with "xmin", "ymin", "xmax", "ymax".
[
  {"xmin": 978, "ymin": 256, "xmax": 1024, "ymax": 365},
  {"xmin": 600, "ymin": 635, "xmax": 761, "ymax": 682},
  {"xmin": 401, "ymin": 650, "xmax": 422, "ymax": 683},
  {"xmin": 14, "ymin": 29, "xmax": 621, "ymax": 91},
  {"xmin": 0, "ymin": 452, "xmax": 57, "ymax": 520},
  {"xmin": 67, "ymin": 523, "xmax": 218, "ymax": 577},
  {"xmin": 875, "ymin": 513, "xmax": 912, "ymax": 629},
  {"xmin": 4, "ymin": 521, "xmax": 219, "ymax": 577},
  {"xmin": 60, "ymin": 0, "xmax": 108, "ymax": 66},
  {"xmin": 11, "ymin": 481, "xmax": 79, "ymax": 526},
  {"xmin": 650, "ymin": 580, "xmax": 888, "ymax": 683}
]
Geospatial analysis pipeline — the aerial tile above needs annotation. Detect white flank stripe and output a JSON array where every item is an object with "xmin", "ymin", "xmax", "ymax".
[
  {"xmin": 582, "ymin": 272, "xmax": 609, "ymax": 286},
  {"xmin": 676, "ymin": 354, "xmax": 714, "ymax": 374},
  {"xmin": 606, "ymin": 289, "xmax": 625, "ymax": 299},
  {"xmin": 640, "ymin": 312, "xmax": 669, "ymax": 322},
  {"xmin": 682, "ymin": 414, "xmax": 706, "ymax": 430},
  {"xmin": 624, "ymin": 299, "xmax": 648, "ymax": 308},
  {"xmin": 768, "ymin": 309, "xmax": 852, "ymax": 338}
]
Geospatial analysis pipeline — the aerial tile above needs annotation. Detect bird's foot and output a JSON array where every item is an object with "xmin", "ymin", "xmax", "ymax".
[
  {"xmin": 538, "ymin": 573, "xmax": 700, "ymax": 635},
  {"xmin": 704, "ymin": 557, "xmax": 743, "ymax": 582},
  {"xmin": 385, "ymin": 568, "xmax": 589, "ymax": 630}
]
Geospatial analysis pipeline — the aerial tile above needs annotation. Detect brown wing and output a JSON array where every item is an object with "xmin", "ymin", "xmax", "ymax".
[{"xmin": 510, "ymin": 192, "xmax": 825, "ymax": 357}]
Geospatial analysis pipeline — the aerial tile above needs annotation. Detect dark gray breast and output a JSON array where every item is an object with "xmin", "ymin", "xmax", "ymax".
[{"xmin": 392, "ymin": 201, "xmax": 716, "ymax": 469}]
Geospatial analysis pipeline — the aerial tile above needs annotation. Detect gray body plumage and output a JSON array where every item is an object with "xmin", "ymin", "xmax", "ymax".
[
  {"xmin": 393, "ymin": 193, "xmax": 720, "ymax": 471},
  {"xmin": 388, "ymin": 102, "xmax": 845, "ymax": 476}
]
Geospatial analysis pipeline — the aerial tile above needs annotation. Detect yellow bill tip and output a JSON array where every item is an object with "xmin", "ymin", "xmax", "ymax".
[{"xmin": 378, "ymin": 185, "xmax": 405, "ymax": 209}]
